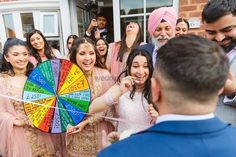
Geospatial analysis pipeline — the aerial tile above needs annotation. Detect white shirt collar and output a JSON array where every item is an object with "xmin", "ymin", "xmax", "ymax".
[
  {"xmin": 156, "ymin": 113, "xmax": 215, "ymax": 124},
  {"xmin": 154, "ymin": 45, "xmax": 158, "ymax": 53},
  {"xmin": 96, "ymin": 28, "xmax": 107, "ymax": 33}
]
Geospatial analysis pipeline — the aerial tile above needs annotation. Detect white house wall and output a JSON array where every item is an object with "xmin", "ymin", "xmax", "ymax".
[{"xmin": 0, "ymin": 0, "xmax": 72, "ymax": 55}]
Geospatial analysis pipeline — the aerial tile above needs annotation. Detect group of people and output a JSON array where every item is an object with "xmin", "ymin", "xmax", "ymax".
[
  {"xmin": 1, "ymin": 0, "xmax": 236, "ymax": 157},
  {"xmin": 99, "ymin": 0, "xmax": 236, "ymax": 157}
]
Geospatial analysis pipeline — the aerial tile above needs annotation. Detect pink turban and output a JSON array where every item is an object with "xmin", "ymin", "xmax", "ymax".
[{"xmin": 148, "ymin": 7, "xmax": 177, "ymax": 36}]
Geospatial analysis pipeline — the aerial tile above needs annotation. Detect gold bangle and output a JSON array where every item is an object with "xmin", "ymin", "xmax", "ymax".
[{"xmin": 87, "ymin": 116, "xmax": 95, "ymax": 125}]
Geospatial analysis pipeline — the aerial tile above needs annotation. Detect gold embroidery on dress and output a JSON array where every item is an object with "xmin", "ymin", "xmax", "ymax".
[{"xmin": 3, "ymin": 74, "xmax": 55, "ymax": 157}]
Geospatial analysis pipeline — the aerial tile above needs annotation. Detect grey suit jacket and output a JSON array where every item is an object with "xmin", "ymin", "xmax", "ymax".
[{"xmin": 216, "ymin": 47, "xmax": 236, "ymax": 125}]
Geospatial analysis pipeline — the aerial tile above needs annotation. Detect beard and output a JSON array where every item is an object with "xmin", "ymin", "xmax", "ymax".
[
  {"xmin": 216, "ymin": 37, "xmax": 236, "ymax": 53},
  {"xmin": 151, "ymin": 36, "xmax": 171, "ymax": 48},
  {"xmin": 151, "ymin": 36, "xmax": 163, "ymax": 48}
]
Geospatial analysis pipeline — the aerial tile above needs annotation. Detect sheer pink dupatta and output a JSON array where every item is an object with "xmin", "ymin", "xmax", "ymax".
[
  {"xmin": 0, "ymin": 86, "xmax": 32, "ymax": 157},
  {"xmin": 107, "ymin": 42, "xmax": 122, "ymax": 80}
]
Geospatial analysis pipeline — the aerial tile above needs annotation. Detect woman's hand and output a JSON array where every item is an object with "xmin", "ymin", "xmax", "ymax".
[
  {"xmin": 94, "ymin": 31, "xmax": 101, "ymax": 39},
  {"xmin": 13, "ymin": 118, "xmax": 25, "ymax": 127},
  {"xmin": 13, "ymin": 115, "xmax": 34, "ymax": 127},
  {"xmin": 102, "ymin": 130, "xmax": 120, "ymax": 148},
  {"xmin": 66, "ymin": 120, "xmax": 89, "ymax": 136},
  {"xmin": 148, "ymin": 104, "xmax": 159, "ymax": 124},
  {"xmin": 87, "ymin": 19, "xmax": 98, "ymax": 33},
  {"xmin": 223, "ymin": 71, "xmax": 236, "ymax": 96},
  {"xmin": 26, "ymin": 119, "xmax": 34, "ymax": 127},
  {"xmin": 119, "ymin": 76, "xmax": 134, "ymax": 94}
]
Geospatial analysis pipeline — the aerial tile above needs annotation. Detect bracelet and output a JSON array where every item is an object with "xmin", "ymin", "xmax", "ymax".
[{"xmin": 87, "ymin": 115, "xmax": 95, "ymax": 125}]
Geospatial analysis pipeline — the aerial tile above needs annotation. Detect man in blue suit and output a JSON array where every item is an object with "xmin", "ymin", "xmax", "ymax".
[
  {"xmin": 139, "ymin": 7, "xmax": 177, "ymax": 67},
  {"xmin": 98, "ymin": 35, "xmax": 236, "ymax": 157}
]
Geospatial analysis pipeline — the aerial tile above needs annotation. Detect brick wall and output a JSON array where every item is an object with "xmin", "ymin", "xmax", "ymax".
[{"xmin": 179, "ymin": 0, "xmax": 208, "ymax": 37}]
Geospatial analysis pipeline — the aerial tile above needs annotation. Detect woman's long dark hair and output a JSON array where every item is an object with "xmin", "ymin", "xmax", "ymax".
[
  {"xmin": 2, "ymin": 38, "xmax": 34, "ymax": 76},
  {"xmin": 116, "ymin": 22, "xmax": 143, "ymax": 62},
  {"xmin": 95, "ymin": 37, "xmax": 109, "ymax": 66},
  {"xmin": 117, "ymin": 49, "xmax": 153, "ymax": 103},
  {"xmin": 176, "ymin": 18, "xmax": 190, "ymax": 30},
  {"xmin": 26, "ymin": 29, "xmax": 54, "ymax": 64},
  {"xmin": 70, "ymin": 37, "xmax": 106, "ymax": 69},
  {"xmin": 67, "ymin": 34, "xmax": 78, "ymax": 54}
]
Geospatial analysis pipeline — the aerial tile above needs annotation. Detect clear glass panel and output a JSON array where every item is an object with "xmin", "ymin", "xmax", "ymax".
[
  {"xmin": 120, "ymin": 0, "xmax": 143, "ymax": 15},
  {"xmin": 3, "ymin": 14, "xmax": 16, "ymax": 38},
  {"xmin": 120, "ymin": 16, "xmax": 144, "ymax": 41},
  {"xmin": 146, "ymin": 0, "xmax": 173, "ymax": 13},
  {"xmin": 43, "ymin": 15, "xmax": 55, "ymax": 33},
  {"xmin": 77, "ymin": 7, "xmax": 86, "ymax": 37},
  {"xmin": 21, "ymin": 13, "xmax": 34, "ymax": 38}
]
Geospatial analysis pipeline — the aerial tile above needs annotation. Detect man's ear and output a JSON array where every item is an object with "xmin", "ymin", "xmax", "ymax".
[
  {"xmin": 218, "ymin": 87, "xmax": 224, "ymax": 95},
  {"xmin": 151, "ymin": 77, "xmax": 161, "ymax": 103}
]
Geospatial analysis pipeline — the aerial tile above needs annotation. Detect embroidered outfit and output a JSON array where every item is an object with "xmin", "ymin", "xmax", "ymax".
[
  {"xmin": 117, "ymin": 91, "xmax": 151, "ymax": 133},
  {"xmin": 66, "ymin": 67, "xmax": 116, "ymax": 157},
  {"xmin": 0, "ymin": 73, "xmax": 55, "ymax": 157}
]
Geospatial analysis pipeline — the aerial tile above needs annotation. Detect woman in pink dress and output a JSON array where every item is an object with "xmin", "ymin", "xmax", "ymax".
[
  {"xmin": 26, "ymin": 29, "xmax": 62, "ymax": 67},
  {"xmin": 106, "ymin": 22, "xmax": 143, "ymax": 80},
  {"xmin": 89, "ymin": 49, "xmax": 158, "ymax": 139},
  {"xmin": 0, "ymin": 38, "xmax": 55, "ymax": 157},
  {"xmin": 66, "ymin": 37, "xmax": 116, "ymax": 157}
]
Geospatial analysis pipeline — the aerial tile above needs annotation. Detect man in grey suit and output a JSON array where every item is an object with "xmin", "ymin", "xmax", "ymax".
[{"xmin": 202, "ymin": 0, "xmax": 236, "ymax": 125}]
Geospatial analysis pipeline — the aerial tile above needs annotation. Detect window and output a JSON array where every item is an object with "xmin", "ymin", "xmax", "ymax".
[
  {"xmin": 0, "ymin": 0, "xmax": 62, "ymax": 53},
  {"xmin": 3, "ymin": 14, "xmax": 16, "ymax": 38},
  {"xmin": 77, "ymin": 7, "xmax": 90, "ymax": 37},
  {"xmin": 40, "ymin": 12, "xmax": 59, "ymax": 36},
  {"xmin": 146, "ymin": 0, "xmax": 173, "ymax": 13},
  {"xmin": 21, "ymin": 13, "xmax": 34, "ymax": 38},
  {"xmin": 120, "ymin": 0, "xmax": 143, "ymax": 15},
  {"xmin": 119, "ymin": 0, "xmax": 176, "ymax": 42}
]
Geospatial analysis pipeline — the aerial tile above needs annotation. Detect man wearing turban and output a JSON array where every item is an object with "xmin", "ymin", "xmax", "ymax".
[{"xmin": 139, "ymin": 7, "xmax": 177, "ymax": 67}]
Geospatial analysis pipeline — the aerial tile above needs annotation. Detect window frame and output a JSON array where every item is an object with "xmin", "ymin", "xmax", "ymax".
[
  {"xmin": 113, "ymin": 0, "xmax": 179, "ymax": 42},
  {"xmin": 40, "ymin": 12, "xmax": 59, "ymax": 37}
]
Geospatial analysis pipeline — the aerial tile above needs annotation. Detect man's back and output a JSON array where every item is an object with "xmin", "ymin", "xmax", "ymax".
[{"xmin": 98, "ymin": 117, "xmax": 236, "ymax": 157}]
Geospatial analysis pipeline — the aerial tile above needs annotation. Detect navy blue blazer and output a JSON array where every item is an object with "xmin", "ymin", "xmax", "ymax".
[
  {"xmin": 138, "ymin": 43, "xmax": 155, "ymax": 57},
  {"xmin": 98, "ymin": 117, "xmax": 236, "ymax": 157}
]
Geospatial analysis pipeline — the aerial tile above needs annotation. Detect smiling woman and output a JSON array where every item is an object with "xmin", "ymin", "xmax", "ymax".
[
  {"xmin": 66, "ymin": 37, "xmax": 116, "ymax": 157},
  {"xmin": 1, "ymin": 38, "xmax": 33, "ymax": 75},
  {"xmin": 89, "ymin": 49, "xmax": 158, "ymax": 142},
  {"xmin": 0, "ymin": 38, "xmax": 56, "ymax": 157},
  {"xmin": 26, "ymin": 29, "xmax": 62, "ymax": 67},
  {"xmin": 95, "ymin": 38, "xmax": 109, "ymax": 68},
  {"xmin": 175, "ymin": 18, "xmax": 189, "ymax": 37},
  {"xmin": 106, "ymin": 21, "xmax": 143, "ymax": 80}
]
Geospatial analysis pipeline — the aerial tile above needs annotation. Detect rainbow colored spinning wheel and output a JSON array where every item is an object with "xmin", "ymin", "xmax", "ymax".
[{"xmin": 23, "ymin": 59, "xmax": 91, "ymax": 133}]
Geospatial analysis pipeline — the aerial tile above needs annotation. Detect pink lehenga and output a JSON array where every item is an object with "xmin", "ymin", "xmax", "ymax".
[
  {"xmin": 0, "ymin": 73, "xmax": 55, "ymax": 157},
  {"xmin": 66, "ymin": 67, "xmax": 116, "ymax": 157}
]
